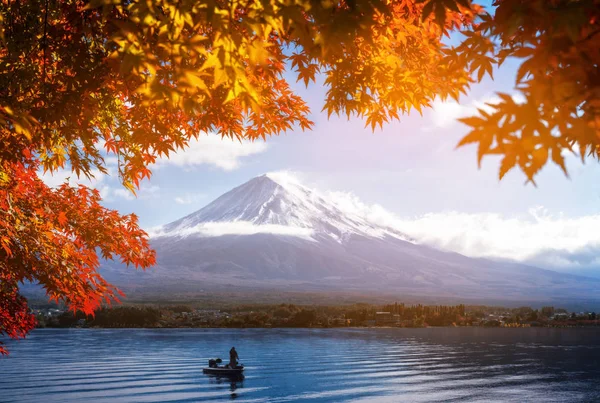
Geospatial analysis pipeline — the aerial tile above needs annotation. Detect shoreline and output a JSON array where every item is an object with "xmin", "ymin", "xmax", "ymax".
[
  {"xmin": 36, "ymin": 323, "xmax": 600, "ymax": 330},
  {"xmin": 32, "ymin": 302, "xmax": 600, "ymax": 330}
]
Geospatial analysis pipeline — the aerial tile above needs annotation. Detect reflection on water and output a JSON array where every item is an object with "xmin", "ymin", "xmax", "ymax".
[
  {"xmin": 1, "ymin": 328, "xmax": 600, "ymax": 402},
  {"xmin": 206, "ymin": 374, "xmax": 245, "ymax": 400}
]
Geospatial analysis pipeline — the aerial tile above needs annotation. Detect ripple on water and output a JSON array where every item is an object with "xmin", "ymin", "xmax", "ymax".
[{"xmin": 1, "ymin": 328, "xmax": 600, "ymax": 402}]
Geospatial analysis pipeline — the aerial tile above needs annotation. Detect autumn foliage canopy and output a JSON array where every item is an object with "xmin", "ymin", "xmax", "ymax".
[{"xmin": 1, "ymin": 0, "xmax": 599, "ymax": 354}]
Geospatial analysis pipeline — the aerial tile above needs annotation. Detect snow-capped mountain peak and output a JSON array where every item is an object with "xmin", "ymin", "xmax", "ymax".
[{"xmin": 152, "ymin": 173, "xmax": 410, "ymax": 243}]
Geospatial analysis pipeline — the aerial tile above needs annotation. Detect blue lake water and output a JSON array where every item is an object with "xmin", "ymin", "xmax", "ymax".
[{"xmin": 1, "ymin": 328, "xmax": 600, "ymax": 402}]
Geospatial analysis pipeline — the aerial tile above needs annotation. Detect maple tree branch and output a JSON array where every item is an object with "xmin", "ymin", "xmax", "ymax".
[
  {"xmin": 579, "ymin": 28, "xmax": 600, "ymax": 43},
  {"xmin": 42, "ymin": 0, "xmax": 48, "ymax": 88}
]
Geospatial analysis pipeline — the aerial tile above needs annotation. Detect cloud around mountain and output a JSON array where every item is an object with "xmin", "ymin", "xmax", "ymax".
[
  {"xmin": 149, "ymin": 221, "xmax": 314, "ymax": 240},
  {"xmin": 317, "ymin": 186, "xmax": 600, "ymax": 276}
]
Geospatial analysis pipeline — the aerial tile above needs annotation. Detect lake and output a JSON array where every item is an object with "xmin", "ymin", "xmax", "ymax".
[{"xmin": 1, "ymin": 328, "xmax": 600, "ymax": 402}]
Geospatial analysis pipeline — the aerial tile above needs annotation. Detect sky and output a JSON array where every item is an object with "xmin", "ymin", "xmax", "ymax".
[{"xmin": 40, "ymin": 9, "xmax": 600, "ymax": 278}]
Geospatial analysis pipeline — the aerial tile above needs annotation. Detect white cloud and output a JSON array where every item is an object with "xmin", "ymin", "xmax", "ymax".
[
  {"xmin": 155, "ymin": 134, "xmax": 268, "ymax": 171},
  {"xmin": 112, "ymin": 188, "xmax": 136, "ymax": 201},
  {"xmin": 393, "ymin": 208, "xmax": 600, "ymax": 263},
  {"xmin": 40, "ymin": 165, "xmax": 161, "ymax": 204},
  {"xmin": 431, "ymin": 99, "xmax": 471, "ymax": 128},
  {"xmin": 149, "ymin": 221, "xmax": 314, "ymax": 241},
  {"xmin": 175, "ymin": 196, "xmax": 191, "ymax": 204},
  {"xmin": 174, "ymin": 193, "xmax": 205, "ymax": 205},
  {"xmin": 102, "ymin": 184, "xmax": 160, "ymax": 202},
  {"xmin": 265, "ymin": 170, "xmax": 306, "ymax": 187},
  {"xmin": 322, "ymin": 189, "xmax": 600, "ymax": 271},
  {"xmin": 104, "ymin": 156, "xmax": 119, "ymax": 166},
  {"xmin": 38, "ymin": 168, "xmax": 106, "ymax": 189},
  {"xmin": 430, "ymin": 93, "xmax": 526, "ymax": 129},
  {"xmin": 98, "ymin": 185, "xmax": 112, "ymax": 200}
]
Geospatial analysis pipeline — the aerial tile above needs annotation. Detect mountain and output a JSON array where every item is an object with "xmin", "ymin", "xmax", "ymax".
[
  {"xmin": 156, "ymin": 173, "xmax": 412, "ymax": 243},
  {"xmin": 101, "ymin": 173, "xmax": 600, "ymax": 304}
]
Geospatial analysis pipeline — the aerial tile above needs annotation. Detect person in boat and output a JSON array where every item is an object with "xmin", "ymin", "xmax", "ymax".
[{"xmin": 229, "ymin": 347, "xmax": 239, "ymax": 368}]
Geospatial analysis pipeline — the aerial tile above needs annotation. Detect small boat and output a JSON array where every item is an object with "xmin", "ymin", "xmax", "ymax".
[{"xmin": 203, "ymin": 358, "xmax": 244, "ymax": 376}]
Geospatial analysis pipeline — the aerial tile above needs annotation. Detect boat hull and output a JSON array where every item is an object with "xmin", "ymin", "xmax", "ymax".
[{"xmin": 202, "ymin": 367, "xmax": 244, "ymax": 375}]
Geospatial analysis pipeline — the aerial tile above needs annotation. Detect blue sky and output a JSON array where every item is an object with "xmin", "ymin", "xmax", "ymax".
[{"xmin": 40, "ymin": 11, "xmax": 600, "ymax": 277}]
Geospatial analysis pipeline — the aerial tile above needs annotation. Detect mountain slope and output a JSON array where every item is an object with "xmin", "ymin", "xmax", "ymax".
[{"xmin": 102, "ymin": 174, "xmax": 600, "ymax": 303}]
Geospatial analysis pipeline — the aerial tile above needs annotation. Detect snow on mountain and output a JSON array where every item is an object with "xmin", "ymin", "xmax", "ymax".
[{"xmin": 151, "ymin": 172, "xmax": 412, "ymax": 244}]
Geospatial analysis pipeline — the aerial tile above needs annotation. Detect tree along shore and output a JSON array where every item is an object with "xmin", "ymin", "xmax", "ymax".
[{"xmin": 33, "ymin": 303, "xmax": 600, "ymax": 329}]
